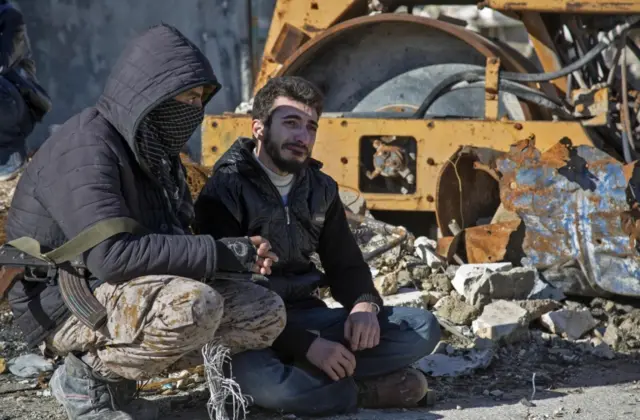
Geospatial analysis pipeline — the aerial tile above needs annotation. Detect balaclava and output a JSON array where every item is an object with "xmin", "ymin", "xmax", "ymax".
[{"xmin": 135, "ymin": 97, "xmax": 204, "ymax": 222}]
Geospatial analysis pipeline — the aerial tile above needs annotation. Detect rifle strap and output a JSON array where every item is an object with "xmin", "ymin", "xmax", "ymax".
[{"xmin": 6, "ymin": 217, "xmax": 147, "ymax": 265}]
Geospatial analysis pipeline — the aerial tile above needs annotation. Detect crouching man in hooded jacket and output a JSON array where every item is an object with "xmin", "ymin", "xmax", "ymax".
[
  {"xmin": 194, "ymin": 76, "xmax": 442, "ymax": 417},
  {"xmin": 5, "ymin": 24, "xmax": 286, "ymax": 420}
]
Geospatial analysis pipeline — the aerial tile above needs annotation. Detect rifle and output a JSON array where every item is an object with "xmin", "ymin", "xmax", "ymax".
[
  {"xmin": 0, "ymin": 241, "xmax": 271, "ymax": 332},
  {"xmin": 0, "ymin": 217, "xmax": 268, "ymax": 332},
  {"xmin": 0, "ymin": 244, "xmax": 107, "ymax": 330}
]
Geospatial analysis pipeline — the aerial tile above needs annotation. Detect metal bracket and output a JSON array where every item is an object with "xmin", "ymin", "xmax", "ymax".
[{"xmin": 485, "ymin": 57, "xmax": 501, "ymax": 121}]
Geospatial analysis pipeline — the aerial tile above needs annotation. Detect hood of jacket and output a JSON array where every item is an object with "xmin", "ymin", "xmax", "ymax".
[{"xmin": 96, "ymin": 23, "xmax": 219, "ymax": 170}]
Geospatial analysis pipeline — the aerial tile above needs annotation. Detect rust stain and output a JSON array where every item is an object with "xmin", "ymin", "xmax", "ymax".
[
  {"xmin": 465, "ymin": 220, "xmax": 523, "ymax": 264},
  {"xmin": 623, "ymin": 162, "xmax": 636, "ymax": 184},
  {"xmin": 436, "ymin": 233, "xmax": 463, "ymax": 263}
]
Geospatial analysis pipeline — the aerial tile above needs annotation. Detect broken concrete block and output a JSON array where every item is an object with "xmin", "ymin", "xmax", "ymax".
[
  {"xmin": 527, "ymin": 273, "xmax": 566, "ymax": 301},
  {"xmin": 603, "ymin": 325, "xmax": 622, "ymax": 350},
  {"xmin": 410, "ymin": 265, "xmax": 431, "ymax": 281},
  {"xmin": 540, "ymin": 308, "xmax": 598, "ymax": 340},
  {"xmin": 423, "ymin": 272, "xmax": 453, "ymax": 293},
  {"xmin": 589, "ymin": 337, "xmax": 615, "ymax": 360},
  {"xmin": 414, "ymin": 347, "xmax": 494, "ymax": 377},
  {"xmin": 451, "ymin": 263, "xmax": 513, "ymax": 307},
  {"xmin": 396, "ymin": 270, "xmax": 414, "ymax": 288},
  {"xmin": 472, "ymin": 300, "xmax": 529, "ymax": 343},
  {"xmin": 434, "ymin": 295, "xmax": 480, "ymax": 326},
  {"xmin": 453, "ymin": 265, "xmax": 563, "ymax": 308},
  {"xmin": 374, "ymin": 271, "xmax": 400, "ymax": 296},
  {"xmin": 514, "ymin": 299, "xmax": 562, "ymax": 322},
  {"xmin": 452, "ymin": 263, "xmax": 513, "ymax": 294},
  {"xmin": 367, "ymin": 234, "xmax": 402, "ymax": 268},
  {"xmin": 414, "ymin": 237, "xmax": 442, "ymax": 269}
]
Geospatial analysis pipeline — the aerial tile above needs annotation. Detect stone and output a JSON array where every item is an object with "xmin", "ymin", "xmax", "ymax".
[
  {"xmin": 490, "ymin": 390, "xmax": 504, "ymax": 397},
  {"xmin": 453, "ymin": 265, "xmax": 564, "ymax": 309},
  {"xmin": 374, "ymin": 271, "xmax": 400, "ymax": 296},
  {"xmin": 414, "ymin": 347, "xmax": 494, "ymax": 377},
  {"xmin": 472, "ymin": 300, "xmax": 530, "ymax": 343},
  {"xmin": 527, "ymin": 273, "xmax": 566, "ymax": 301},
  {"xmin": 540, "ymin": 308, "xmax": 598, "ymax": 340},
  {"xmin": 434, "ymin": 295, "xmax": 480, "ymax": 326},
  {"xmin": 452, "ymin": 263, "xmax": 512, "ymax": 294},
  {"xmin": 433, "ymin": 273, "xmax": 453, "ymax": 293},
  {"xmin": 423, "ymin": 291, "xmax": 447, "ymax": 307},
  {"xmin": 588, "ymin": 337, "xmax": 615, "ymax": 360},
  {"xmin": 414, "ymin": 236, "xmax": 442, "ymax": 269},
  {"xmin": 410, "ymin": 265, "xmax": 431, "ymax": 281},
  {"xmin": 366, "ymin": 234, "xmax": 402, "ymax": 268},
  {"xmin": 445, "ymin": 265, "xmax": 460, "ymax": 279},
  {"xmin": 396, "ymin": 270, "xmax": 414, "ymax": 288},
  {"xmin": 603, "ymin": 325, "xmax": 622, "ymax": 349},
  {"xmin": 451, "ymin": 263, "xmax": 512, "ymax": 307},
  {"xmin": 514, "ymin": 299, "xmax": 563, "ymax": 322}
]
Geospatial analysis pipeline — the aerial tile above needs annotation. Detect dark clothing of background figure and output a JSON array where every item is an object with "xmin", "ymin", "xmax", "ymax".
[
  {"xmin": 5, "ymin": 24, "xmax": 245, "ymax": 349},
  {"xmin": 194, "ymin": 137, "xmax": 385, "ymax": 359},
  {"xmin": 0, "ymin": 2, "xmax": 50, "ymax": 152}
]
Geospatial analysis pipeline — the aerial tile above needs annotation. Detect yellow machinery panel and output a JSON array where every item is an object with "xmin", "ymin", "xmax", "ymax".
[{"xmin": 202, "ymin": 115, "xmax": 595, "ymax": 212}]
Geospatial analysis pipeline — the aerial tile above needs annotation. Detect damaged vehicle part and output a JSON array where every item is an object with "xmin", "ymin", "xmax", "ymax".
[{"xmin": 497, "ymin": 139, "xmax": 640, "ymax": 297}]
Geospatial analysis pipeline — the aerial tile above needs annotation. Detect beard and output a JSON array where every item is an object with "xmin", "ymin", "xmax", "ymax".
[{"xmin": 263, "ymin": 130, "xmax": 310, "ymax": 174}]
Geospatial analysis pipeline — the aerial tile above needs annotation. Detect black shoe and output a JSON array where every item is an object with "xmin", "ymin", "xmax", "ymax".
[{"xmin": 50, "ymin": 353, "xmax": 158, "ymax": 420}]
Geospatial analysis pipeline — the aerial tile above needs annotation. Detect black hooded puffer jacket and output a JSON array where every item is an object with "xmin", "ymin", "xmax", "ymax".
[{"xmin": 6, "ymin": 24, "xmax": 245, "ymax": 348}]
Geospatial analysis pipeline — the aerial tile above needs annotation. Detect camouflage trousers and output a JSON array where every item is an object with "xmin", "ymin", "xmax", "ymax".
[{"xmin": 44, "ymin": 276, "xmax": 286, "ymax": 380}]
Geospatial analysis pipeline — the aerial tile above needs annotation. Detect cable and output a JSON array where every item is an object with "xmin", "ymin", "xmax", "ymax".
[
  {"xmin": 502, "ymin": 16, "xmax": 640, "ymax": 83},
  {"xmin": 415, "ymin": 16, "xmax": 640, "ymax": 119},
  {"xmin": 414, "ymin": 72, "xmax": 569, "ymax": 119}
]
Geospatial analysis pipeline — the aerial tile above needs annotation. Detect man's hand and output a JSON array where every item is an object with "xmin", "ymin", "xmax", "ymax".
[
  {"xmin": 249, "ymin": 236, "xmax": 278, "ymax": 275},
  {"xmin": 306, "ymin": 337, "xmax": 356, "ymax": 381},
  {"xmin": 344, "ymin": 302, "xmax": 380, "ymax": 352}
]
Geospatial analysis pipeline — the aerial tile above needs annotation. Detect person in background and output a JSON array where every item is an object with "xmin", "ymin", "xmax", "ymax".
[{"xmin": 0, "ymin": 0, "xmax": 51, "ymax": 180}]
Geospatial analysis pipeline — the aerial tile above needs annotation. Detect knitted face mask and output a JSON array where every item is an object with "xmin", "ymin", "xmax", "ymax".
[{"xmin": 145, "ymin": 98, "xmax": 205, "ymax": 157}]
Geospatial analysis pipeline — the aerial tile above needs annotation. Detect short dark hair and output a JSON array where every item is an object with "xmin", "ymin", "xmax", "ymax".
[{"xmin": 252, "ymin": 76, "xmax": 324, "ymax": 124}]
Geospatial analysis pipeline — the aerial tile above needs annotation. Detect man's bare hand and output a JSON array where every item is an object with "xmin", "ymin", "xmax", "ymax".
[
  {"xmin": 344, "ymin": 302, "xmax": 380, "ymax": 351},
  {"xmin": 306, "ymin": 337, "xmax": 356, "ymax": 381},
  {"xmin": 249, "ymin": 236, "xmax": 278, "ymax": 275}
]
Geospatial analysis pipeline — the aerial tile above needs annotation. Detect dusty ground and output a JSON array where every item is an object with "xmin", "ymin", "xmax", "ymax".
[{"xmin": 2, "ymin": 292, "xmax": 640, "ymax": 420}]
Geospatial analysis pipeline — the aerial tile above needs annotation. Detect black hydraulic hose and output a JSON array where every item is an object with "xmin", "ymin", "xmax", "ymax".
[
  {"xmin": 414, "ymin": 72, "xmax": 568, "ymax": 119},
  {"xmin": 414, "ymin": 17, "xmax": 640, "ymax": 118},
  {"xmin": 627, "ymin": 36, "xmax": 640, "ymax": 62},
  {"xmin": 502, "ymin": 16, "xmax": 640, "ymax": 83},
  {"xmin": 414, "ymin": 71, "xmax": 483, "ymax": 118}
]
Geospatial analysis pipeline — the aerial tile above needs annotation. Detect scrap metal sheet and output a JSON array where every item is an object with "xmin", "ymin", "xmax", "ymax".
[{"xmin": 496, "ymin": 139, "xmax": 640, "ymax": 296}]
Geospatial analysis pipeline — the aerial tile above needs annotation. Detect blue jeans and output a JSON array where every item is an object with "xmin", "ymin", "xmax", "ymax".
[{"xmin": 230, "ymin": 305, "xmax": 441, "ymax": 416}]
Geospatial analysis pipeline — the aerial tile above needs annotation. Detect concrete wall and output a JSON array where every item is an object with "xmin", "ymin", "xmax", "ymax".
[{"xmin": 14, "ymin": 0, "xmax": 276, "ymax": 161}]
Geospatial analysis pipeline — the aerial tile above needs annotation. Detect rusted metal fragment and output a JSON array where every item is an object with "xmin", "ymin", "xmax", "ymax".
[
  {"xmin": 497, "ymin": 139, "xmax": 640, "ymax": 297},
  {"xmin": 465, "ymin": 220, "xmax": 523, "ymax": 264},
  {"xmin": 436, "ymin": 233, "xmax": 463, "ymax": 263},
  {"xmin": 436, "ymin": 147, "xmax": 503, "ymax": 237}
]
